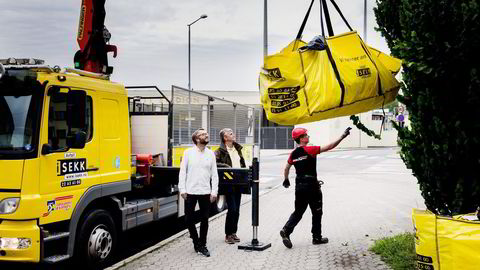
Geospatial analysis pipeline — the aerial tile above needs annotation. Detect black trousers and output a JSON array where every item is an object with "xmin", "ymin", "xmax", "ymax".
[
  {"xmin": 225, "ymin": 191, "xmax": 242, "ymax": 235},
  {"xmin": 283, "ymin": 182, "xmax": 323, "ymax": 238},
  {"xmin": 185, "ymin": 194, "xmax": 211, "ymax": 247}
]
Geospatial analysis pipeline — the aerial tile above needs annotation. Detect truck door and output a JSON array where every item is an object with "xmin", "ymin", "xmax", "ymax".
[{"xmin": 39, "ymin": 87, "xmax": 99, "ymax": 220}]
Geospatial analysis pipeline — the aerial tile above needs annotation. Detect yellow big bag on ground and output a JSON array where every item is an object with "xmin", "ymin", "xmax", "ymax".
[
  {"xmin": 259, "ymin": 0, "xmax": 401, "ymax": 125},
  {"xmin": 413, "ymin": 209, "xmax": 480, "ymax": 270}
]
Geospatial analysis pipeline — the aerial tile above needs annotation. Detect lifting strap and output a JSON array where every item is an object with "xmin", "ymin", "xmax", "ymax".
[{"xmin": 296, "ymin": 0, "xmax": 354, "ymax": 39}]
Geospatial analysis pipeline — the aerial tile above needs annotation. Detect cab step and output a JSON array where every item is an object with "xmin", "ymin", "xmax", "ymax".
[
  {"xmin": 43, "ymin": 254, "xmax": 70, "ymax": 263},
  {"xmin": 44, "ymin": 231, "xmax": 70, "ymax": 242}
]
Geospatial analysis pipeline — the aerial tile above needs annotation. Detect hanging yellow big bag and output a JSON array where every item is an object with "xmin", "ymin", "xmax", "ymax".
[{"xmin": 259, "ymin": 0, "xmax": 401, "ymax": 125}]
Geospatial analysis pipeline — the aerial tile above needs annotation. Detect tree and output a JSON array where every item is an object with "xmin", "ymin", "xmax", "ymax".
[
  {"xmin": 385, "ymin": 99, "xmax": 399, "ymax": 114},
  {"xmin": 374, "ymin": 0, "xmax": 480, "ymax": 215}
]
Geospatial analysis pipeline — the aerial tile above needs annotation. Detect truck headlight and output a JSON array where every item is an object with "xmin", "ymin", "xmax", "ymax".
[
  {"xmin": 0, "ymin": 238, "xmax": 32, "ymax": 249},
  {"xmin": 0, "ymin": 198, "xmax": 20, "ymax": 214}
]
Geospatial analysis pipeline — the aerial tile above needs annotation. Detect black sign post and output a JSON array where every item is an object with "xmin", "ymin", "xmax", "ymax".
[{"xmin": 238, "ymin": 157, "xmax": 271, "ymax": 251}]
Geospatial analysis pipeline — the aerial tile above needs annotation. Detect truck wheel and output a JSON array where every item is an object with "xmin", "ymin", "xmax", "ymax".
[{"xmin": 76, "ymin": 209, "xmax": 117, "ymax": 268}]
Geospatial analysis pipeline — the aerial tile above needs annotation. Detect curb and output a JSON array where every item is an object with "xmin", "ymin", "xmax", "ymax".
[{"xmin": 105, "ymin": 185, "xmax": 281, "ymax": 270}]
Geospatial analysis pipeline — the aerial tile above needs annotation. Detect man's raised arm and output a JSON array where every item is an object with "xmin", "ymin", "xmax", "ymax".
[{"xmin": 320, "ymin": 127, "xmax": 351, "ymax": 153}]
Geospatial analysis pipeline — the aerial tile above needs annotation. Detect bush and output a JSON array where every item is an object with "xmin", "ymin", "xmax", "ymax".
[{"xmin": 374, "ymin": 0, "xmax": 480, "ymax": 215}]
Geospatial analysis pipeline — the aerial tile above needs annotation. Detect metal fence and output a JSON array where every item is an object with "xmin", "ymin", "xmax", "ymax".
[
  {"xmin": 126, "ymin": 86, "xmax": 293, "ymax": 150},
  {"xmin": 170, "ymin": 85, "xmax": 261, "ymax": 147},
  {"xmin": 261, "ymin": 127, "xmax": 295, "ymax": 149}
]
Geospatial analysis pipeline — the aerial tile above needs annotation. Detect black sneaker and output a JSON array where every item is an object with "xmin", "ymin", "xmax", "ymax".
[
  {"xmin": 312, "ymin": 237, "xmax": 329, "ymax": 245},
  {"xmin": 280, "ymin": 229, "xmax": 292, "ymax": 249},
  {"xmin": 198, "ymin": 246, "xmax": 210, "ymax": 257}
]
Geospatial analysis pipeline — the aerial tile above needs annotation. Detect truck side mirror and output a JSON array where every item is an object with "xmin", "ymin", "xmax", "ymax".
[
  {"xmin": 42, "ymin": 131, "xmax": 86, "ymax": 155},
  {"xmin": 66, "ymin": 90, "xmax": 86, "ymax": 130},
  {"xmin": 67, "ymin": 131, "xmax": 87, "ymax": 149},
  {"xmin": 41, "ymin": 144, "xmax": 53, "ymax": 155}
]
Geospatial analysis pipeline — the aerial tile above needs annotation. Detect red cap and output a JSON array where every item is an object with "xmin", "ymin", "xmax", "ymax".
[{"xmin": 292, "ymin": 128, "xmax": 308, "ymax": 140}]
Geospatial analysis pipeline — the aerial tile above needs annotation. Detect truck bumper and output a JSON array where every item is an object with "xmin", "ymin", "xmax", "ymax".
[{"xmin": 0, "ymin": 220, "xmax": 40, "ymax": 262}]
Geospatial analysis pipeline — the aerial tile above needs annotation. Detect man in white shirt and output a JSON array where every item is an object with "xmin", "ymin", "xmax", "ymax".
[{"xmin": 179, "ymin": 128, "xmax": 219, "ymax": 257}]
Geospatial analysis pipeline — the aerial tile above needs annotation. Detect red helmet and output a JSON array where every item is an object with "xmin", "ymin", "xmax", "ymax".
[{"xmin": 292, "ymin": 128, "xmax": 308, "ymax": 140}]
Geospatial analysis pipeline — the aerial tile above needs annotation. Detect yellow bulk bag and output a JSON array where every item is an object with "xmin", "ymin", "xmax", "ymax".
[
  {"xmin": 412, "ymin": 209, "xmax": 480, "ymax": 270},
  {"xmin": 412, "ymin": 209, "xmax": 441, "ymax": 270},
  {"xmin": 368, "ymin": 46, "xmax": 402, "ymax": 75},
  {"xmin": 259, "ymin": 31, "xmax": 401, "ymax": 126},
  {"xmin": 259, "ymin": 0, "xmax": 401, "ymax": 126}
]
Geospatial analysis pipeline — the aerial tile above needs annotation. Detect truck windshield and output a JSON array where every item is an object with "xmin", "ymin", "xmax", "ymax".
[{"xmin": 0, "ymin": 71, "xmax": 43, "ymax": 159}]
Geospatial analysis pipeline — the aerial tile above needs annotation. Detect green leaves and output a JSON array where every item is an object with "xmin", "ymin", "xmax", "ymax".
[
  {"xmin": 375, "ymin": 0, "xmax": 480, "ymax": 215},
  {"xmin": 349, "ymin": 115, "xmax": 381, "ymax": 140}
]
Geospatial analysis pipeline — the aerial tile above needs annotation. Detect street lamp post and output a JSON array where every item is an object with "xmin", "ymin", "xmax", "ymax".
[
  {"xmin": 187, "ymin": 14, "xmax": 207, "ymax": 138},
  {"xmin": 359, "ymin": 0, "xmax": 367, "ymax": 147},
  {"xmin": 188, "ymin": 14, "xmax": 207, "ymax": 91}
]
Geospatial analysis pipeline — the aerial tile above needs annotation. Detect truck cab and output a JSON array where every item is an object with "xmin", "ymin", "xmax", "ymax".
[{"xmin": 0, "ymin": 58, "xmax": 130, "ymax": 264}]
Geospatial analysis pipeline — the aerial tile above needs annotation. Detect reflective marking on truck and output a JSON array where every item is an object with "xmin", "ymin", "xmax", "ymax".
[{"xmin": 224, "ymin": 172, "xmax": 234, "ymax": 180}]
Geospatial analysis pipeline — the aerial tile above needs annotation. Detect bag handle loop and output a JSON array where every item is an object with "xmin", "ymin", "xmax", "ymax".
[
  {"xmin": 296, "ymin": 0, "xmax": 316, "ymax": 40},
  {"xmin": 321, "ymin": 0, "xmax": 335, "ymax": 37},
  {"xmin": 296, "ymin": 0, "xmax": 354, "ymax": 40},
  {"xmin": 320, "ymin": 0, "xmax": 325, "ymax": 37},
  {"xmin": 326, "ymin": 0, "xmax": 354, "ymax": 35}
]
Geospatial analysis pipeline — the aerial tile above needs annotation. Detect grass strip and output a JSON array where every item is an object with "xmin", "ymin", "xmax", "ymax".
[{"xmin": 369, "ymin": 232, "xmax": 416, "ymax": 270}]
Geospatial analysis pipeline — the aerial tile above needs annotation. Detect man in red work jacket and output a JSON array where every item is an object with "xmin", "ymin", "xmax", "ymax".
[{"xmin": 280, "ymin": 127, "xmax": 351, "ymax": 248}]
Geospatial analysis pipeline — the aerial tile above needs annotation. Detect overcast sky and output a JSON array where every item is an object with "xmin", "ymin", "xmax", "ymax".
[{"xmin": 0, "ymin": 0, "xmax": 390, "ymax": 91}]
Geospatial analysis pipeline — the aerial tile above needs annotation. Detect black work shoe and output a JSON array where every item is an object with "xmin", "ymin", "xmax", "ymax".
[
  {"xmin": 197, "ymin": 246, "xmax": 210, "ymax": 257},
  {"xmin": 280, "ymin": 229, "xmax": 293, "ymax": 249},
  {"xmin": 312, "ymin": 237, "xmax": 329, "ymax": 245}
]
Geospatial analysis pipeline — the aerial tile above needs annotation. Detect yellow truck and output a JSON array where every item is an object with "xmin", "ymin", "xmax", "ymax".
[
  {"xmin": 0, "ymin": 59, "xmax": 251, "ymax": 267},
  {"xmin": 0, "ymin": 1, "xmax": 253, "ymax": 267}
]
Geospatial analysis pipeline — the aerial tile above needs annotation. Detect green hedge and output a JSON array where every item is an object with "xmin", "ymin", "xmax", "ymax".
[{"xmin": 374, "ymin": 0, "xmax": 480, "ymax": 215}]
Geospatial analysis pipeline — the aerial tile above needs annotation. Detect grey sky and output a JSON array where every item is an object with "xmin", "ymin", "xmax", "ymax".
[{"xmin": 0, "ymin": 0, "xmax": 390, "ymax": 91}]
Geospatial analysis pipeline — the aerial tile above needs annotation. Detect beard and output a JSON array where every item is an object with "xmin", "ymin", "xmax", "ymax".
[{"xmin": 199, "ymin": 138, "xmax": 209, "ymax": 145}]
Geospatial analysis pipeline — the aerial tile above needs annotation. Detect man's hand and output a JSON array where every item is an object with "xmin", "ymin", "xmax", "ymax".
[
  {"xmin": 342, "ymin": 127, "xmax": 352, "ymax": 138},
  {"xmin": 210, "ymin": 194, "xmax": 217, "ymax": 203},
  {"xmin": 283, "ymin": 178, "xmax": 290, "ymax": 188},
  {"xmin": 181, "ymin": 193, "xmax": 187, "ymax": 200}
]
